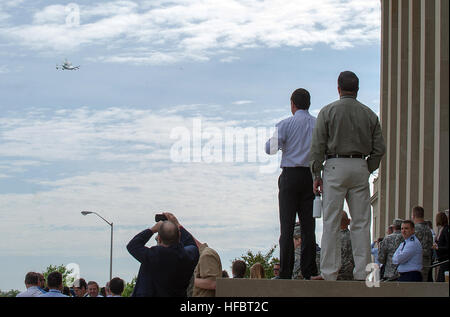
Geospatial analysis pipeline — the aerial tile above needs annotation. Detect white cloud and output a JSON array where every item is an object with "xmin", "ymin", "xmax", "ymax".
[
  {"xmin": 32, "ymin": 5, "xmax": 67, "ymax": 24},
  {"xmin": 0, "ymin": 0, "xmax": 381, "ymax": 64},
  {"xmin": 0, "ymin": 163, "xmax": 281, "ymax": 259},
  {"xmin": 220, "ymin": 56, "xmax": 240, "ymax": 63},
  {"xmin": 0, "ymin": 64, "xmax": 9, "ymax": 73},
  {"xmin": 232, "ymin": 100, "xmax": 253, "ymax": 105},
  {"xmin": 0, "ymin": 106, "xmax": 283, "ymax": 260}
]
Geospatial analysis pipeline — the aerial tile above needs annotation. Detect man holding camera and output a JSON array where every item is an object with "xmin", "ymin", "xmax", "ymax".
[{"xmin": 127, "ymin": 212, "xmax": 199, "ymax": 297}]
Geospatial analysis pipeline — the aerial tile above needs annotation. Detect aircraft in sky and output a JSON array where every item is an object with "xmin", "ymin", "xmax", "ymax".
[{"xmin": 56, "ymin": 59, "xmax": 80, "ymax": 70}]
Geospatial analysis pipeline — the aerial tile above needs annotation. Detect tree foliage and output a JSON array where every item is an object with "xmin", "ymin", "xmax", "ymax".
[
  {"xmin": 233, "ymin": 245, "xmax": 279, "ymax": 279},
  {"xmin": 42, "ymin": 264, "xmax": 74, "ymax": 287},
  {"xmin": 121, "ymin": 276, "xmax": 136, "ymax": 297},
  {"xmin": 0, "ymin": 289, "xmax": 20, "ymax": 297}
]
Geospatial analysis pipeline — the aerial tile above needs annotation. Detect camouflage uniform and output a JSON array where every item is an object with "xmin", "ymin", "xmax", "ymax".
[
  {"xmin": 292, "ymin": 225, "xmax": 321, "ymax": 279},
  {"xmin": 337, "ymin": 229, "xmax": 354, "ymax": 280},
  {"xmin": 315, "ymin": 246, "xmax": 321, "ymax": 276},
  {"xmin": 414, "ymin": 222, "xmax": 433, "ymax": 281},
  {"xmin": 292, "ymin": 246, "xmax": 321, "ymax": 279},
  {"xmin": 378, "ymin": 231, "xmax": 404, "ymax": 280},
  {"xmin": 292, "ymin": 225, "xmax": 302, "ymax": 279}
]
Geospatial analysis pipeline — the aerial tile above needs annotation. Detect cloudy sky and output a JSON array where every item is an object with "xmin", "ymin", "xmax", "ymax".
[{"xmin": 0, "ymin": 0, "xmax": 381, "ymax": 291}]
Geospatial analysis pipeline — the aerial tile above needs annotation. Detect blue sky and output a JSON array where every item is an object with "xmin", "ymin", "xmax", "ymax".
[{"xmin": 0, "ymin": 0, "xmax": 381, "ymax": 291}]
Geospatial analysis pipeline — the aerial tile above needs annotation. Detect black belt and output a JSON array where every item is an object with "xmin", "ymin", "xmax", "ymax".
[{"xmin": 326, "ymin": 154, "xmax": 365, "ymax": 159}]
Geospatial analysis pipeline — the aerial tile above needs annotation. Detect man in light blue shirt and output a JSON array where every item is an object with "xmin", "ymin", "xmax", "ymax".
[
  {"xmin": 38, "ymin": 272, "xmax": 68, "ymax": 297},
  {"xmin": 16, "ymin": 272, "xmax": 46, "ymax": 297},
  {"xmin": 265, "ymin": 88, "xmax": 318, "ymax": 280},
  {"xmin": 392, "ymin": 220, "xmax": 423, "ymax": 282}
]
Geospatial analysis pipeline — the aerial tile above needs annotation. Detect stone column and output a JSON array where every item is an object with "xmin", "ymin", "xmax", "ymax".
[
  {"xmin": 419, "ymin": 0, "xmax": 435, "ymax": 221},
  {"xmin": 377, "ymin": 0, "xmax": 390, "ymax": 238},
  {"xmin": 385, "ymin": 0, "xmax": 399, "ymax": 228},
  {"xmin": 433, "ymin": 0, "xmax": 449, "ymax": 223},
  {"xmin": 395, "ymin": 0, "xmax": 409, "ymax": 221},
  {"xmin": 406, "ymin": 0, "xmax": 421, "ymax": 222}
]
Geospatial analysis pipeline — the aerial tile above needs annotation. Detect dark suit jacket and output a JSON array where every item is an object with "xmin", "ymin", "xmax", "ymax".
[
  {"xmin": 436, "ymin": 225, "xmax": 449, "ymax": 262},
  {"xmin": 127, "ymin": 226, "xmax": 199, "ymax": 297}
]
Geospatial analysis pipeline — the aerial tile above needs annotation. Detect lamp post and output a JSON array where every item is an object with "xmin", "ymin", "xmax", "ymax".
[{"xmin": 81, "ymin": 211, "xmax": 113, "ymax": 282}]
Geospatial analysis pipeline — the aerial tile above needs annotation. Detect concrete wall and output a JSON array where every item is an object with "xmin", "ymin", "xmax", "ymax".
[
  {"xmin": 216, "ymin": 278, "xmax": 449, "ymax": 297},
  {"xmin": 373, "ymin": 0, "xmax": 449, "ymax": 239}
]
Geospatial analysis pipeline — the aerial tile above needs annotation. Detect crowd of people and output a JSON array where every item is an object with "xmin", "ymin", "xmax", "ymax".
[
  {"xmin": 16, "ymin": 272, "xmax": 125, "ymax": 297},
  {"xmin": 373, "ymin": 208, "xmax": 449, "ymax": 282},
  {"xmin": 15, "ymin": 70, "xmax": 449, "ymax": 297},
  {"xmin": 14, "ymin": 206, "xmax": 449, "ymax": 298}
]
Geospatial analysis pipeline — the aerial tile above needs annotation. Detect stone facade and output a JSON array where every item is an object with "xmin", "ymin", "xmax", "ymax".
[{"xmin": 372, "ymin": 0, "xmax": 449, "ymax": 239}]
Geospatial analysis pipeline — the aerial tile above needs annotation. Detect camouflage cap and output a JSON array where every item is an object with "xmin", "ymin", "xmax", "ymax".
[
  {"xmin": 293, "ymin": 224, "xmax": 301, "ymax": 238},
  {"xmin": 392, "ymin": 218, "xmax": 403, "ymax": 227}
]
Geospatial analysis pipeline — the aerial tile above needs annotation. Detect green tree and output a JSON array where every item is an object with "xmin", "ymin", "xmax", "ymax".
[
  {"xmin": 121, "ymin": 276, "xmax": 136, "ymax": 297},
  {"xmin": 42, "ymin": 264, "xmax": 74, "ymax": 287},
  {"xmin": 233, "ymin": 245, "xmax": 279, "ymax": 279},
  {"xmin": 0, "ymin": 289, "xmax": 20, "ymax": 297}
]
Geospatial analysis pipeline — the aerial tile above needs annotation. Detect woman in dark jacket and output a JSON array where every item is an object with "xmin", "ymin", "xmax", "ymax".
[{"xmin": 433, "ymin": 211, "xmax": 449, "ymax": 282}]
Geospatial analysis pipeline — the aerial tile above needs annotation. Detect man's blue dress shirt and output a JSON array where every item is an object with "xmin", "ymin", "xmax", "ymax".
[
  {"xmin": 38, "ymin": 289, "xmax": 68, "ymax": 297},
  {"xmin": 265, "ymin": 109, "xmax": 316, "ymax": 168},
  {"xmin": 392, "ymin": 234, "xmax": 423, "ymax": 273}
]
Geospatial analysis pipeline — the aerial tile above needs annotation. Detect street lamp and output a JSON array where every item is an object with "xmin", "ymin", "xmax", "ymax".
[{"xmin": 81, "ymin": 211, "xmax": 113, "ymax": 282}]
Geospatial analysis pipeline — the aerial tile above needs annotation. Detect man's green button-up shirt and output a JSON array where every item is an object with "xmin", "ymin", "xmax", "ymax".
[{"xmin": 309, "ymin": 95, "xmax": 386, "ymax": 178}]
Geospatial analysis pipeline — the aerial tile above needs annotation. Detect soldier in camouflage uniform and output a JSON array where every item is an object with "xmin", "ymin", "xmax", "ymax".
[
  {"xmin": 412, "ymin": 206, "xmax": 433, "ymax": 281},
  {"xmin": 292, "ymin": 223, "xmax": 321, "ymax": 279},
  {"xmin": 337, "ymin": 211, "xmax": 354, "ymax": 280},
  {"xmin": 292, "ymin": 223, "xmax": 302, "ymax": 279},
  {"xmin": 378, "ymin": 218, "xmax": 404, "ymax": 280}
]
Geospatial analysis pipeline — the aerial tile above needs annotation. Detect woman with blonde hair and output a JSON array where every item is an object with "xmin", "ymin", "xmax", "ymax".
[{"xmin": 250, "ymin": 263, "xmax": 265, "ymax": 279}]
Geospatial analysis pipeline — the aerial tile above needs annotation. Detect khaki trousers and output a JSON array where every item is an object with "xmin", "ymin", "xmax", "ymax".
[{"xmin": 320, "ymin": 158, "xmax": 371, "ymax": 280}]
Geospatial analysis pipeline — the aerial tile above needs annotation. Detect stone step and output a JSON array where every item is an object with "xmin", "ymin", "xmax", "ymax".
[{"xmin": 216, "ymin": 278, "xmax": 449, "ymax": 297}]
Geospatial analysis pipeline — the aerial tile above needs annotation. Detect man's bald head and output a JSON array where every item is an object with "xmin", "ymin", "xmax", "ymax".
[{"xmin": 158, "ymin": 221, "xmax": 180, "ymax": 246}]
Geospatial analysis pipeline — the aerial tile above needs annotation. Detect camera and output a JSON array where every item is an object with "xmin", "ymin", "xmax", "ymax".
[{"xmin": 155, "ymin": 213, "xmax": 168, "ymax": 222}]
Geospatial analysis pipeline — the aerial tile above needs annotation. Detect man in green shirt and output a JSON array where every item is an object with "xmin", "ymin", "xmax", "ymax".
[{"xmin": 310, "ymin": 71, "xmax": 385, "ymax": 281}]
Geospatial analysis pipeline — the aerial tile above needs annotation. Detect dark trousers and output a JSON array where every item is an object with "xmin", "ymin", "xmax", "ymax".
[
  {"xmin": 398, "ymin": 271, "xmax": 422, "ymax": 282},
  {"xmin": 278, "ymin": 167, "xmax": 318, "ymax": 279},
  {"xmin": 436, "ymin": 261, "xmax": 449, "ymax": 282}
]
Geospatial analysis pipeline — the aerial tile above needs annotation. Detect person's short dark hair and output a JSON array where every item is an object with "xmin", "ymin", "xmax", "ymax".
[
  {"xmin": 73, "ymin": 278, "xmax": 87, "ymax": 289},
  {"xmin": 290, "ymin": 88, "xmax": 311, "ymax": 110},
  {"xmin": 232, "ymin": 260, "xmax": 246, "ymax": 278},
  {"xmin": 109, "ymin": 277, "xmax": 125, "ymax": 295},
  {"xmin": 63, "ymin": 286, "xmax": 71, "ymax": 296},
  {"xmin": 338, "ymin": 71, "xmax": 359, "ymax": 93},
  {"xmin": 47, "ymin": 272, "xmax": 63, "ymax": 289},
  {"xmin": 402, "ymin": 220, "xmax": 415, "ymax": 229},
  {"xmin": 222, "ymin": 270, "xmax": 229, "ymax": 278},
  {"xmin": 412, "ymin": 206, "xmax": 425, "ymax": 219},
  {"xmin": 158, "ymin": 221, "xmax": 180, "ymax": 246},
  {"xmin": 87, "ymin": 281, "xmax": 99, "ymax": 289},
  {"xmin": 24, "ymin": 272, "xmax": 39, "ymax": 285},
  {"xmin": 436, "ymin": 212, "xmax": 449, "ymax": 227},
  {"xmin": 37, "ymin": 273, "xmax": 46, "ymax": 285}
]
